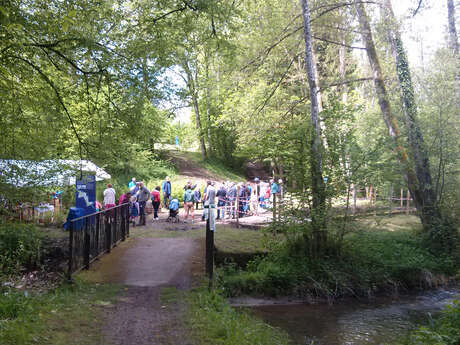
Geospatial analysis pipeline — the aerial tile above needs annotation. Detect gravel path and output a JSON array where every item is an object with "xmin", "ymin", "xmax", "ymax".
[{"xmin": 85, "ymin": 233, "xmax": 204, "ymax": 345}]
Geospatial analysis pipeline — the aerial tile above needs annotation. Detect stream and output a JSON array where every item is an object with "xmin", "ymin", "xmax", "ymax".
[{"xmin": 249, "ymin": 289, "xmax": 460, "ymax": 345}]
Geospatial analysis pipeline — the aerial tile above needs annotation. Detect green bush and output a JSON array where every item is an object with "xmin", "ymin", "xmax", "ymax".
[
  {"xmin": 219, "ymin": 227, "xmax": 454, "ymax": 299},
  {"xmin": 0, "ymin": 291, "xmax": 30, "ymax": 320},
  {"xmin": 0, "ymin": 222, "xmax": 42, "ymax": 274},
  {"xmin": 400, "ymin": 300, "xmax": 460, "ymax": 345}
]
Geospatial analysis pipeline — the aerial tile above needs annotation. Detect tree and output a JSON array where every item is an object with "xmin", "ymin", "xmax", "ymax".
[
  {"xmin": 356, "ymin": 1, "xmax": 457, "ymax": 252},
  {"xmin": 447, "ymin": 0, "xmax": 459, "ymax": 55},
  {"xmin": 300, "ymin": 0, "xmax": 327, "ymax": 255}
]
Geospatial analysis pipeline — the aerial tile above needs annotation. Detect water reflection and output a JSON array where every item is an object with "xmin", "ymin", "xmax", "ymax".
[{"xmin": 249, "ymin": 289, "xmax": 459, "ymax": 345}]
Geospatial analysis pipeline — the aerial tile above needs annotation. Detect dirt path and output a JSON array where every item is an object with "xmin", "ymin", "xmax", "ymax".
[
  {"xmin": 167, "ymin": 151, "xmax": 216, "ymax": 181},
  {"xmin": 82, "ymin": 218, "xmax": 205, "ymax": 345}
]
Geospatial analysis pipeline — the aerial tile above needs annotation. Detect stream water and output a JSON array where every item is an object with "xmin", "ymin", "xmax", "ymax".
[{"xmin": 249, "ymin": 289, "xmax": 460, "ymax": 345}]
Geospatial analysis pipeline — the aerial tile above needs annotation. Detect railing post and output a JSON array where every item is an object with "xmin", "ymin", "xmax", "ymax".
[
  {"xmin": 121, "ymin": 205, "xmax": 126, "ymax": 241},
  {"xmin": 106, "ymin": 214, "xmax": 112, "ymax": 253},
  {"xmin": 68, "ymin": 220, "xmax": 74, "ymax": 280},
  {"xmin": 125, "ymin": 204, "xmax": 130, "ymax": 238},
  {"xmin": 389, "ymin": 184, "xmax": 393, "ymax": 216},
  {"xmin": 84, "ymin": 217, "xmax": 90, "ymax": 269},
  {"xmin": 236, "ymin": 186, "xmax": 240, "ymax": 227},
  {"xmin": 114, "ymin": 207, "xmax": 118, "ymax": 244},
  {"xmin": 205, "ymin": 218, "xmax": 214, "ymax": 289},
  {"xmin": 95, "ymin": 213, "xmax": 100, "ymax": 253},
  {"xmin": 406, "ymin": 190, "xmax": 410, "ymax": 215}
]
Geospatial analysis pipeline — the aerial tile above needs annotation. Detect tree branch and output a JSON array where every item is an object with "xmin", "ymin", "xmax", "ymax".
[
  {"xmin": 318, "ymin": 77, "xmax": 373, "ymax": 91},
  {"xmin": 251, "ymin": 54, "xmax": 298, "ymax": 117},
  {"xmin": 9, "ymin": 55, "xmax": 90, "ymax": 157},
  {"xmin": 312, "ymin": 35, "xmax": 366, "ymax": 50}
]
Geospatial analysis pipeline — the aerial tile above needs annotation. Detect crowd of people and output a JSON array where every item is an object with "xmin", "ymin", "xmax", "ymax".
[{"xmin": 102, "ymin": 176, "xmax": 283, "ymax": 226}]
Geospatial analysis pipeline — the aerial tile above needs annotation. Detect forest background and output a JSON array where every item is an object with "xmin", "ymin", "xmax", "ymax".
[
  {"xmin": 1, "ymin": 0, "xmax": 459, "ymax": 255},
  {"xmin": 1, "ymin": 1, "xmax": 460, "ymax": 343}
]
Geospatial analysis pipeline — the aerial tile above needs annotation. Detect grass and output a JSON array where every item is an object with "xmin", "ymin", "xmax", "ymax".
[
  {"xmin": 185, "ymin": 286, "xmax": 292, "ymax": 345},
  {"xmin": 0, "ymin": 278, "xmax": 121, "ymax": 345},
  {"xmin": 218, "ymin": 215, "xmax": 457, "ymax": 298},
  {"xmin": 179, "ymin": 151, "xmax": 245, "ymax": 182},
  {"xmin": 397, "ymin": 300, "xmax": 460, "ymax": 345},
  {"xmin": 355, "ymin": 214, "xmax": 422, "ymax": 232},
  {"xmin": 130, "ymin": 223, "xmax": 266, "ymax": 254}
]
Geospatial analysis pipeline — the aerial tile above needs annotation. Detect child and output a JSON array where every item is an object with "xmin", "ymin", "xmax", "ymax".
[
  {"xmin": 167, "ymin": 198, "xmax": 179, "ymax": 222},
  {"xmin": 129, "ymin": 195, "xmax": 139, "ymax": 227}
]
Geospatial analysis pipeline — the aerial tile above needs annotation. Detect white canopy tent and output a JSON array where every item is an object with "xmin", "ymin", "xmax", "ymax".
[{"xmin": 0, "ymin": 159, "xmax": 111, "ymax": 187}]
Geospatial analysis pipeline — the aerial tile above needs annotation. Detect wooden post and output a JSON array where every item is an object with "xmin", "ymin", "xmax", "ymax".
[
  {"xmin": 352, "ymin": 184, "xmax": 357, "ymax": 214},
  {"xmin": 236, "ymin": 185, "xmax": 240, "ymax": 227},
  {"xmin": 406, "ymin": 190, "xmax": 410, "ymax": 215},
  {"xmin": 389, "ymin": 184, "xmax": 393, "ymax": 216},
  {"xmin": 68, "ymin": 220, "xmax": 74, "ymax": 280},
  {"xmin": 205, "ymin": 218, "xmax": 214, "ymax": 289},
  {"xmin": 84, "ymin": 217, "xmax": 90, "ymax": 269},
  {"xmin": 400, "ymin": 189, "xmax": 403, "ymax": 208}
]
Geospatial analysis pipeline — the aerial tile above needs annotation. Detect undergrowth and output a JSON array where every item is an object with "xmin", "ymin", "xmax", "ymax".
[
  {"xmin": 0, "ymin": 222, "xmax": 42, "ymax": 274},
  {"xmin": 0, "ymin": 278, "xmax": 120, "ymax": 345},
  {"xmin": 397, "ymin": 300, "xmax": 460, "ymax": 345},
  {"xmin": 218, "ymin": 224, "xmax": 457, "ymax": 299},
  {"xmin": 186, "ymin": 287, "xmax": 291, "ymax": 345}
]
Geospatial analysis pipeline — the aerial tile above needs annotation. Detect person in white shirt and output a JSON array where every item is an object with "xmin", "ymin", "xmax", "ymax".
[{"xmin": 103, "ymin": 183, "xmax": 116, "ymax": 208}]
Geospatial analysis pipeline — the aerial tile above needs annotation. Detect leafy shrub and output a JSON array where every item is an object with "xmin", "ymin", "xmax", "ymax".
[
  {"xmin": 219, "ymin": 226, "xmax": 454, "ymax": 299},
  {"xmin": 0, "ymin": 222, "xmax": 42, "ymax": 274},
  {"xmin": 401, "ymin": 300, "xmax": 460, "ymax": 345},
  {"xmin": 0, "ymin": 291, "xmax": 30, "ymax": 320}
]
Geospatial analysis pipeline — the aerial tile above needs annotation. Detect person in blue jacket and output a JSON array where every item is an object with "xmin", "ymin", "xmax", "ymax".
[
  {"xmin": 169, "ymin": 198, "xmax": 179, "ymax": 218},
  {"xmin": 270, "ymin": 178, "xmax": 279, "ymax": 195},
  {"xmin": 162, "ymin": 176, "xmax": 171, "ymax": 208}
]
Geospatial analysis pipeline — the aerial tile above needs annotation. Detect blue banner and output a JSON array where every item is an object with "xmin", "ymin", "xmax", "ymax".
[{"xmin": 75, "ymin": 175, "xmax": 96, "ymax": 210}]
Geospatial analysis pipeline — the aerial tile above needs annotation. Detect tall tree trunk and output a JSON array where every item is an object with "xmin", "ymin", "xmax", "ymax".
[
  {"xmin": 356, "ymin": 2, "xmax": 456, "ymax": 252},
  {"xmin": 447, "ymin": 0, "xmax": 459, "ymax": 55},
  {"xmin": 382, "ymin": 0, "xmax": 441, "ymax": 225},
  {"xmin": 205, "ymin": 58, "xmax": 212, "ymax": 153},
  {"xmin": 300, "ymin": 0, "xmax": 327, "ymax": 255},
  {"xmin": 184, "ymin": 60, "xmax": 207, "ymax": 160},
  {"xmin": 446, "ymin": 0, "xmax": 460, "ymax": 116}
]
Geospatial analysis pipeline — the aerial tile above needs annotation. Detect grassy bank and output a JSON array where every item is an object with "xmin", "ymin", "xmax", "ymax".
[
  {"xmin": 219, "ymin": 215, "xmax": 458, "ymax": 299},
  {"xmin": 0, "ymin": 278, "xmax": 120, "ymax": 345},
  {"xmin": 185, "ymin": 287, "xmax": 291, "ymax": 345}
]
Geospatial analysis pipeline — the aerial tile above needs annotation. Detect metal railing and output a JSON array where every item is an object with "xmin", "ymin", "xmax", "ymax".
[{"xmin": 68, "ymin": 203, "xmax": 130, "ymax": 278}]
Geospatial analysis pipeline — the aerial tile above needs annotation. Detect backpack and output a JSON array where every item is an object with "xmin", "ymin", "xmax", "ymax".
[{"xmin": 184, "ymin": 189, "xmax": 195, "ymax": 202}]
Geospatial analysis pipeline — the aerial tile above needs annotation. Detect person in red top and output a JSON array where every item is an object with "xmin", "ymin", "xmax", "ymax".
[{"xmin": 151, "ymin": 186, "xmax": 161, "ymax": 221}]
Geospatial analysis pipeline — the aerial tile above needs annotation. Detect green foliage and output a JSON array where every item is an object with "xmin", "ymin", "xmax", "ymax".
[
  {"xmin": 0, "ymin": 279, "xmax": 120, "ymax": 345},
  {"xmin": 219, "ymin": 222, "xmax": 454, "ymax": 298},
  {"xmin": 0, "ymin": 222, "xmax": 42, "ymax": 274},
  {"xmin": 0, "ymin": 290, "xmax": 30, "ymax": 320},
  {"xmin": 186, "ymin": 287, "xmax": 292, "ymax": 345},
  {"xmin": 398, "ymin": 300, "xmax": 460, "ymax": 345}
]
